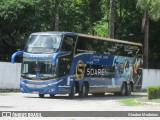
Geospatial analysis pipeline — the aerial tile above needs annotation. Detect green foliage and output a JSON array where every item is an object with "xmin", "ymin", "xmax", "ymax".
[
  {"xmin": 0, "ymin": 0, "xmax": 159, "ymax": 68},
  {"xmin": 153, "ymin": 99, "xmax": 160, "ymax": 103},
  {"xmin": 148, "ymin": 86, "xmax": 160, "ymax": 100},
  {"xmin": 120, "ymin": 98, "xmax": 142, "ymax": 106},
  {"xmin": 93, "ymin": 16, "xmax": 109, "ymax": 37},
  {"xmin": 137, "ymin": 0, "xmax": 160, "ymax": 21},
  {"xmin": 0, "ymin": 0, "xmax": 55, "ymax": 56}
]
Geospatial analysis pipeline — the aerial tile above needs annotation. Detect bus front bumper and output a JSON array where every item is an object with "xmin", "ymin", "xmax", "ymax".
[{"xmin": 20, "ymin": 79, "xmax": 71, "ymax": 94}]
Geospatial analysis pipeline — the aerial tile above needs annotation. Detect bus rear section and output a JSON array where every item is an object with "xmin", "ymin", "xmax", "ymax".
[{"xmin": 72, "ymin": 35, "xmax": 143, "ymax": 97}]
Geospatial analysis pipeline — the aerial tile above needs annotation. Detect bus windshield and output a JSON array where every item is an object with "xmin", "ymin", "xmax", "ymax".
[
  {"xmin": 21, "ymin": 58, "xmax": 56, "ymax": 80},
  {"xmin": 25, "ymin": 35, "xmax": 62, "ymax": 53}
]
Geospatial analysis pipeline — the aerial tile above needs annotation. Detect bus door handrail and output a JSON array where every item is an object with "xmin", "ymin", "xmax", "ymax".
[{"xmin": 52, "ymin": 51, "xmax": 72, "ymax": 65}]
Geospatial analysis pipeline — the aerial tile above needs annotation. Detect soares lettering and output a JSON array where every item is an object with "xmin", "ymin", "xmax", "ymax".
[{"xmin": 87, "ymin": 68, "xmax": 112, "ymax": 76}]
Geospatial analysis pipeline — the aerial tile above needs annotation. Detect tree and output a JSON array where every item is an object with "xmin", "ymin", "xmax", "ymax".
[
  {"xmin": 114, "ymin": 0, "xmax": 141, "ymax": 40},
  {"xmin": 0, "ymin": 0, "xmax": 55, "ymax": 59},
  {"xmin": 137, "ymin": 0, "xmax": 160, "ymax": 68},
  {"xmin": 54, "ymin": 0, "xmax": 60, "ymax": 31},
  {"xmin": 109, "ymin": 0, "xmax": 115, "ymax": 38}
]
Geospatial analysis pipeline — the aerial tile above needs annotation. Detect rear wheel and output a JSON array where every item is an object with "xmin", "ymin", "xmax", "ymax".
[
  {"xmin": 126, "ymin": 84, "xmax": 132, "ymax": 96},
  {"xmin": 114, "ymin": 83, "xmax": 127, "ymax": 96},
  {"xmin": 39, "ymin": 94, "xmax": 44, "ymax": 98},
  {"xmin": 69, "ymin": 83, "xmax": 76, "ymax": 99},
  {"xmin": 120, "ymin": 83, "xmax": 127, "ymax": 96}
]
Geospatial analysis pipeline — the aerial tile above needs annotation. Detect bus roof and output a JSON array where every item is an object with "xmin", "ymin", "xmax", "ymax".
[
  {"xmin": 78, "ymin": 34, "xmax": 142, "ymax": 47},
  {"xmin": 31, "ymin": 32, "xmax": 142, "ymax": 47}
]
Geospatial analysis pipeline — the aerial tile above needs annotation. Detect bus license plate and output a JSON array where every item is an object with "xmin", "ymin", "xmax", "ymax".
[{"xmin": 32, "ymin": 91, "xmax": 39, "ymax": 94}]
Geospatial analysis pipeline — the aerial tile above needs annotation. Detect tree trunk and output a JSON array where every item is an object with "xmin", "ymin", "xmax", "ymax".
[
  {"xmin": 143, "ymin": 8, "xmax": 149, "ymax": 68},
  {"xmin": 109, "ymin": 0, "xmax": 115, "ymax": 38},
  {"xmin": 55, "ymin": 0, "xmax": 60, "ymax": 31}
]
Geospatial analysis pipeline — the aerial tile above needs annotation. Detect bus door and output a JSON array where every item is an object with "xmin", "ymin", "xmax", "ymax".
[{"xmin": 58, "ymin": 35, "xmax": 77, "ymax": 85}]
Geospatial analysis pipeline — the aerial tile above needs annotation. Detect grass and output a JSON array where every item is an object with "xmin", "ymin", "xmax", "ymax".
[
  {"xmin": 152, "ymin": 99, "xmax": 160, "ymax": 103},
  {"xmin": 120, "ymin": 98, "xmax": 143, "ymax": 106}
]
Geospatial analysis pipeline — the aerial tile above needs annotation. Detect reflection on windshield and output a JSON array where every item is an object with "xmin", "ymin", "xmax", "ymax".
[
  {"xmin": 26, "ymin": 35, "xmax": 61, "ymax": 53},
  {"xmin": 21, "ymin": 58, "xmax": 56, "ymax": 80}
]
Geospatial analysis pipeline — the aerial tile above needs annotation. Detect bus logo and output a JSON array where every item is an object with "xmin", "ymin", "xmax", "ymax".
[{"xmin": 75, "ymin": 60, "xmax": 86, "ymax": 80}]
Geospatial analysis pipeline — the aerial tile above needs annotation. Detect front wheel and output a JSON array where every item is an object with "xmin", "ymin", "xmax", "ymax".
[
  {"xmin": 79, "ymin": 83, "xmax": 88, "ymax": 98},
  {"xmin": 69, "ymin": 83, "xmax": 76, "ymax": 99},
  {"xmin": 126, "ymin": 84, "xmax": 132, "ymax": 96}
]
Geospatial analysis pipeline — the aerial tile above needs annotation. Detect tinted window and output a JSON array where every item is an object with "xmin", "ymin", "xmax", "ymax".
[
  {"xmin": 76, "ymin": 37, "xmax": 96, "ymax": 53},
  {"xmin": 76, "ymin": 36, "xmax": 142, "ymax": 58},
  {"xmin": 61, "ymin": 36, "xmax": 76, "ymax": 52}
]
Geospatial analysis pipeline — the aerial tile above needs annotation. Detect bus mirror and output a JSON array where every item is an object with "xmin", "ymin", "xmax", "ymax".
[{"xmin": 11, "ymin": 51, "xmax": 23, "ymax": 63}]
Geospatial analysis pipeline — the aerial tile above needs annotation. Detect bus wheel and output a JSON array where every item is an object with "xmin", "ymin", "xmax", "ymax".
[
  {"xmin": 126, "ymin": 84, "xmax": 132, "ymax": 96},
  {"xmin": 79, "ymin": 83, "xmax": 88, "ymax": 98},
  {"xmin": 39, "ymin": 94, "xmax": 44, "ymax": 98},
  {"xmin": 69, "ymin": 83, "xmax": 76, "ymax": 99},
  {"xmin": 120, "ymin": 83, "xmax": 127, "ymax": 96},
  {"xmin": 50, "ymin": 94, "xmax": 55, "ymax": 98}
]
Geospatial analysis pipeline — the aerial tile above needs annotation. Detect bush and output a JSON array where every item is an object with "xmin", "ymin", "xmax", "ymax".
[{"xmin": 148, "ymin": 86, "xmax": 160, "ymax": 100}]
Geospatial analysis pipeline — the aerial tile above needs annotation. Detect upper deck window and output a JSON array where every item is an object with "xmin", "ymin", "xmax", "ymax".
[{"xmin": 25, "ymin": 35, "xmax": 62, "ymax": 53}]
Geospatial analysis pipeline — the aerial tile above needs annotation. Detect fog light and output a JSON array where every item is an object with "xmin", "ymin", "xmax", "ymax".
[{"xmin": 49, "ymin": 89, "xmax": 55, "ymax": 92}]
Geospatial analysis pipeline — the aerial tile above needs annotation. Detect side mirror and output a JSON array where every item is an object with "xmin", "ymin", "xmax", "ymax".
[{"xmin": 11, "ymin": 51, "xmax": 23, "ymax": 63}]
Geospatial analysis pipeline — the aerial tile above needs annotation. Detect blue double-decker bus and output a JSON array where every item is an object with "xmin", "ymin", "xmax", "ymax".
[{"xmin": 12, "ymin": 32, "xmax": 143, "ymax": 98}]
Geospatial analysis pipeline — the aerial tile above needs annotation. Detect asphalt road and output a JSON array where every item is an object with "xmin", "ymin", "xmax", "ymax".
[
  {"xmin": 1, "ymin": 92, "xmax": 160, "ymax": 120},
  {"xmin": 0, "ymin": 92, "xmax": 160, "ymax": 111}
]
